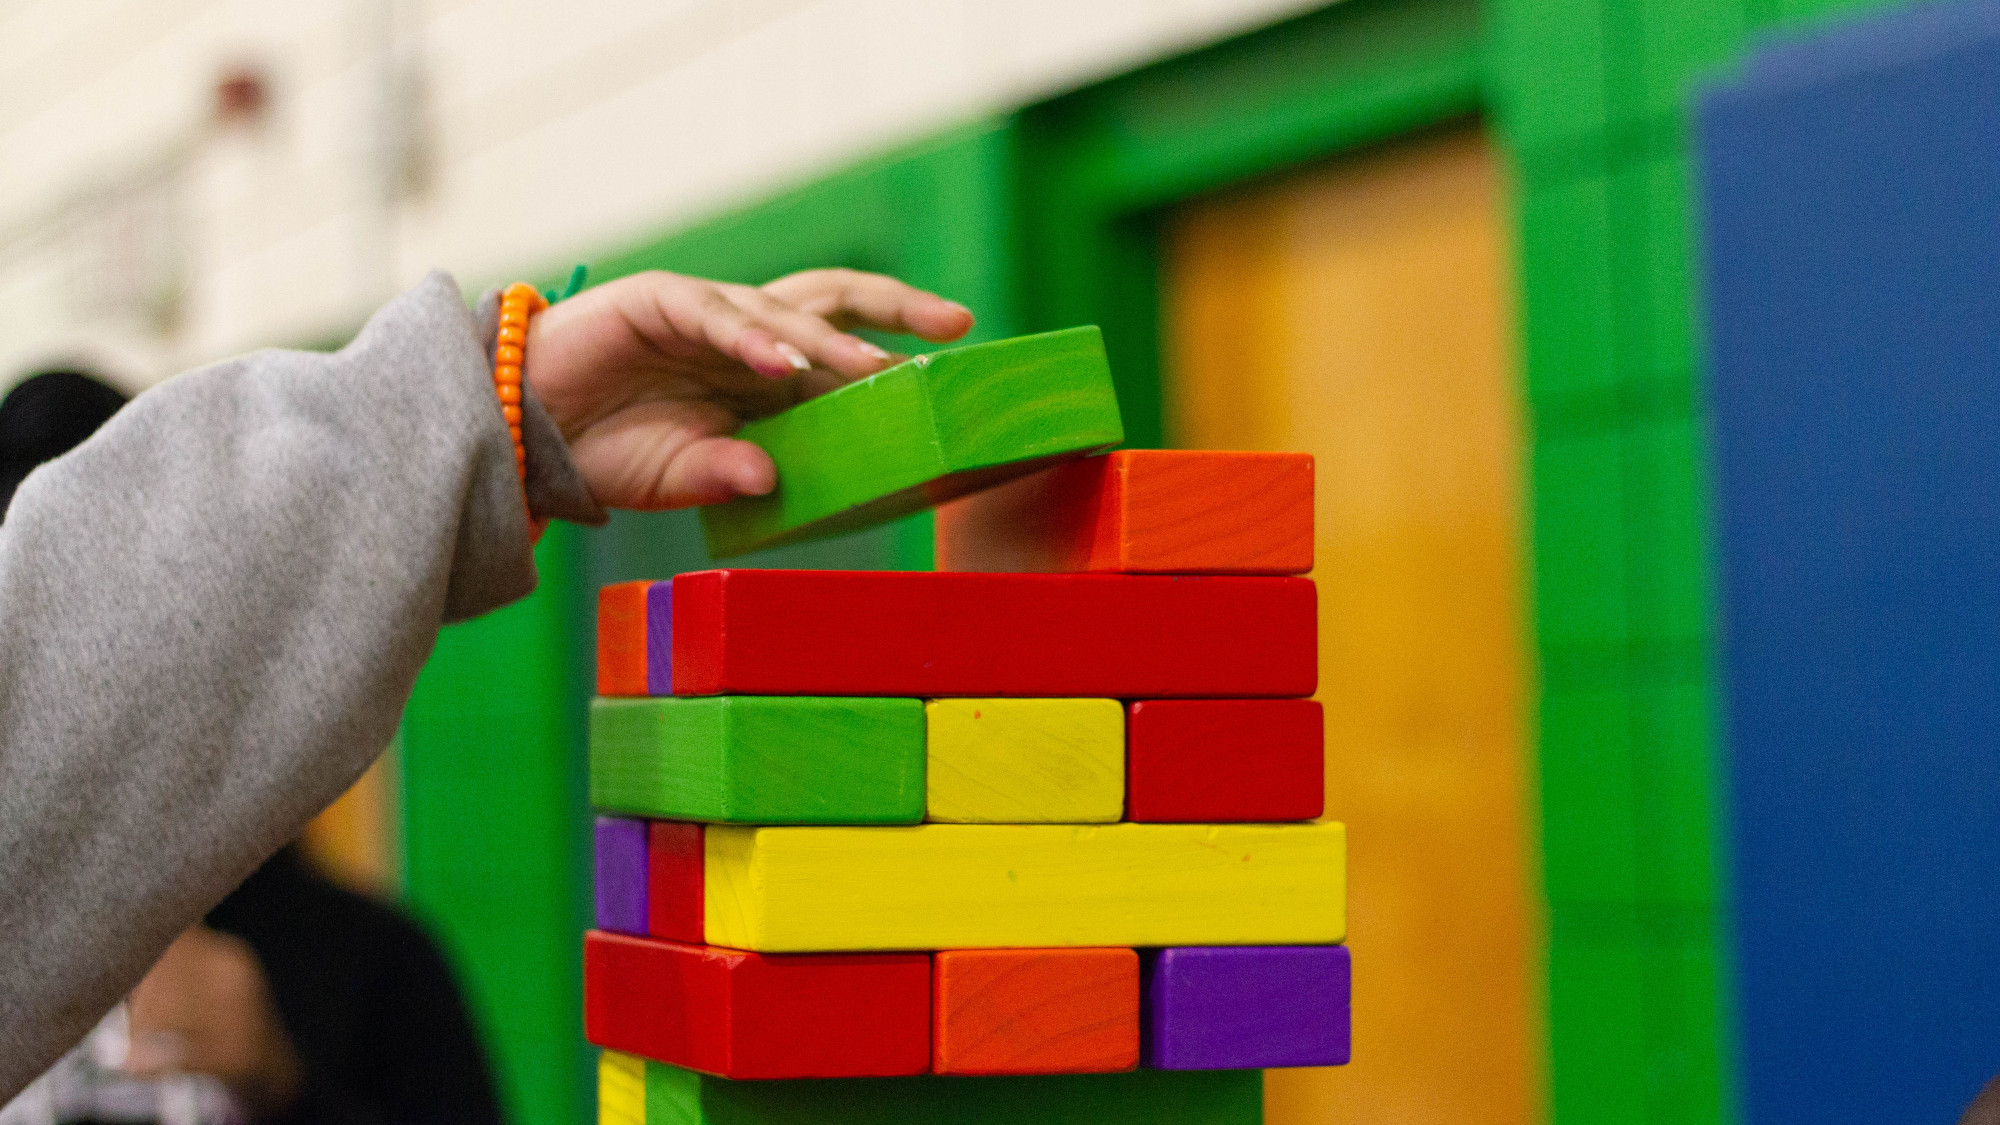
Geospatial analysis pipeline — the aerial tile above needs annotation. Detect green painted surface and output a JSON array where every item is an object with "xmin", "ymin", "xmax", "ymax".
[
  {"xmin": 1533, "ymin": 431, "xmax": 1633, "ymax": 653},
  {"xmin": 701, "ymin": 327, "xmax": 1122, "ymax": 558},
  {"xmin": 1548, "ymin": 904, "xmax": 1651, "ymax": 1125},
  {"xmin": 1518, "ymin": 172, "xmax": 1620, "ymax": 413},
  {"xmin": 1540, "ymin": 688, "xmax": 1642, "ymax": 905},
  {"xmin": 402, "ymin": 524, "xmax": 593, "ymax": 1125},
  {"xmin": 589, "ymin": 696, "xmax": 925, "ymax": 824},
  {"xmin": 642, "ymin": 1062, "xmax": 1262, "ymax": 1125}
]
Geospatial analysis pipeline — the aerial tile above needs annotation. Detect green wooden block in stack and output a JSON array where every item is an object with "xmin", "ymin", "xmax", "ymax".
[
  {"xmin": 590, "ymin": 697, "xmax": 925, "ymax": 824},
  {"xmin": 599, "ymin": 1053, "xmax": 1262, "ymax": 1125},
  {"xmin": 700, "ymin": 326, "xmax": 1123, "ymax": 558}
]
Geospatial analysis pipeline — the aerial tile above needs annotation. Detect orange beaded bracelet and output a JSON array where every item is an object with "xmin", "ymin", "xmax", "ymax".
[{"xmin": 493, "ymin": 281, "xmax": 547, "ymax": 483}]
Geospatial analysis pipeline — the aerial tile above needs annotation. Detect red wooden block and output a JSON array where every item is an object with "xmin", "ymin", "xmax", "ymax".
[
  {"xmin": 667, "ymin": 570, "xmax": 1316, "ymax": 698},
  {"xmin": 583, "ymin": 931, "xmax": 931, "ymax": 1079},
  {"xmin": 1126, "ymin": 700, "xmax": 1324, "ymax": 822},
  {"xmin": 598, "ymin": 581, "xmax": 652, "ymax": 696},
  {"xmin": 646, "ymin": 822, "xmax": 703, "ymax": 943},
  {"xmin": 933, "ymin": 948, "xmax": 1139, "ymax": 1075},
  {"xmin": 935, "ymin": 450, "xmax": 1314, "ymax": 575}
]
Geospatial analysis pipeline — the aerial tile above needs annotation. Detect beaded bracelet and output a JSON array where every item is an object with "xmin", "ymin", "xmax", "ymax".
[{"xmin": 493, "ymin": 282, "xmax": 547, "ymax": 483}]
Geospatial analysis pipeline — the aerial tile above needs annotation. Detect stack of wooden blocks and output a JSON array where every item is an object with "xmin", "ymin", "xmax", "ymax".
[{"xmin": 580, "ymin": 328, "xmax": 1347, "ymax": 1124}]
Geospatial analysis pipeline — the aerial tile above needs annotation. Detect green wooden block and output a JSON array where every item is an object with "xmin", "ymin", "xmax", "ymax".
[
  {"xmin": 1519, "ymin": 176, "xmax": 1620, "ymax": 414},
  {"xmin": 1623, "ymin": 415, "xmax": 1713, "ymax": 644},
  {"xmin": 590, "ymin": 697, "xmax": 925, "ymax": 825},
  {"xmin": 1632, "ymin": 677, "xmax": 1723, "ymax": 907},
  {"xmin": 1541, "ymin": 687, "xmax": 1642, "ymax": 905},
  {"xmin": 618, "ymin": 1059, "xmax": 1262, "ymax": 1125},
  {"xmin": 1548, "ymin": 905, "xmax": 1651, "ymax": 1125},
  {"xmin": 1532, "ymin": 430, "xmax": 1632, "ymax": 650},
  {"xmin": 699, "ymin": 327, "xmax": 1123, "ymax": 558},
  {"xmin": 1635, "ymin": 0, "xmax": 1747, "ymax": 124}
]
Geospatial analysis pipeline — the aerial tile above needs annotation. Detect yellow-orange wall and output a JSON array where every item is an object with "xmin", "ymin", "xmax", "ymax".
[{"xmin": 1163, "ymin": 125, "xmax": 1545, "ymax": 1125}]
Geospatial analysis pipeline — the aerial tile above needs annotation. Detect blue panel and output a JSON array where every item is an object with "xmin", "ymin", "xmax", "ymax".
[{"xmin": 1697, "ymin": 5, "xmax": 2000, "ymax": 1122}]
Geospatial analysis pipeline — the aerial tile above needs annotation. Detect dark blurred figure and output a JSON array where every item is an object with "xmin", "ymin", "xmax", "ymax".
[{"xmin": 0, "ymin": 369, "xmax": 504, "ymax": 1125}]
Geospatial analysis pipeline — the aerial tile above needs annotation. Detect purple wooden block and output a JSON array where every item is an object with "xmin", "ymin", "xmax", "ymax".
[
  {"xmin": 594, "ymin": 816, "xmax": 649, "ymax": 934},
  {"xmin": 1143, "ymin": 945, "xmax": 1351, "ymax": 1070},
  {"xmin": 645, "ymin": 581, "xmax": 674, "ymax": 696}
]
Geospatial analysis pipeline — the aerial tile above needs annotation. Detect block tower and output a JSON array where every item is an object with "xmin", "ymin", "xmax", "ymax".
[{"xmin": 584, "ymin": 327, "xmax": 1346, "ymax": 1124}]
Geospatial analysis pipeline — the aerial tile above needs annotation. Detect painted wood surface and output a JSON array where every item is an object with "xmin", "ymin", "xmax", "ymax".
[
  {"xmin": 932, "ymin": 947, "xmax": 1139, "ymax": 1075},
  {"xmin": 599, "ymin": 1052, "xmax": 646, "ymax": 1125},
  {"xmin": 1143, "ymin": 945, "xmax": 1351, "ymax": 1070},
  {"xmin": 1125, "ymin": 700, "xmax": 1324, "ymax": 822},
  {"xmin": 1165, "ymin": 125, "xmax": 1540, "ymax": 1123},
  {"xmin": 646, "ymin": 822, "xmax": 704, "ymax": 944},
  {"xmin": 583, "ymin": 931, "xmax": 930, "ymax": 1079},
  {"xmin": 597, "ymin": 581, "xmax": 654, "ymax": 697},
  {"xmin": 699, "ymin": 327, "xmax": 1123, "ymax": 558},
  {"xmin": 663, "ymin": 569, "xmax": 1316, "ymax": 698},
  {"xmin": 925, "ymin": 699, "xmax": 1123, "ymax": 823},
  {"xmin": 603, "ymin": 1054, "xmax": 1263, "ymax": 1125},
  {"xmin": 699, "ymin": 822, "xmax": 1344, "ymax": 951},
  {"xmin": 589, "ymin": 696, "xmax": 925, "ymax": 824},
  {"xmin": 935, "ymin": 450, "xmax": 1314, "ymax": 574},
  {"xmin": 595, "ymin": 816, "xmax": 650, "ymax": 935}
]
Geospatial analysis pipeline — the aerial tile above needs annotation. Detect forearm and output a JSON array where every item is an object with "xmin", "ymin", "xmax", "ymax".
[{"xmin": 0, "ymin": 272, "xmax": 590, "ymax": 1097}]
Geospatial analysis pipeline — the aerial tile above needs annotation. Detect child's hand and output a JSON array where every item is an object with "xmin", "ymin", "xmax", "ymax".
[{"xmin": 524, "ymin": 268, "xmax": 974, "ymax": 511}]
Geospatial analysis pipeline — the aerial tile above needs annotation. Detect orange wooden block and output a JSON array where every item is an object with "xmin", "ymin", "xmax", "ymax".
[
  {"xmin": 597, "ymin": 581, "xmax": 653, "ymax": 696},
  {"xmin": 935, "ymin": 450, "xmax": 1313, "ymax": 574},
  {"xmin": 932, "ymin": 948, "xmax": 1139, "ymax": 1076}
]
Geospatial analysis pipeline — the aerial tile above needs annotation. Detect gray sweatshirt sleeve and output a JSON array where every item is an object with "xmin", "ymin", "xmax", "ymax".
[{"xmin": 0, "ymin": 271, "xmax": 601, "ymax": 1096}]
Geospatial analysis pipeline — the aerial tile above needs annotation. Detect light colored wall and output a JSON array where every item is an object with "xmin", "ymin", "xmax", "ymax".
[{"xmin": 0, "ymin": 0, "xmax": 1329, "ymax": 392}]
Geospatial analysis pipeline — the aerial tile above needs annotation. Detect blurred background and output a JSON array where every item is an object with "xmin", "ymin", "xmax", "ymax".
[{"xmin": 8, "ymin": 0, "xmax": 2000, "ymax": 1123}]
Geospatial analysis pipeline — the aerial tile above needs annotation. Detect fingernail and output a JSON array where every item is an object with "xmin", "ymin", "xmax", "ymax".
[
  {"xmin": 775, "ymin": 342, "xmax": 811, "ymax": 372},
  {"xmin": 853, "ymin": 339, "xmax": 892, "ymax": 361}
]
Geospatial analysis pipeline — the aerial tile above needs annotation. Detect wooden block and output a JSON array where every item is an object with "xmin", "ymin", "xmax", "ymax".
[
  {"xmin": 699, "ymin": 822, "xmax": 1344, "ymax": 952},
  {"xmin": 647, "ymin": 822, "xmax": 703, "ymax": 943},
  {"xmin": 1126, "ymin": 700, "xmax": 1324, "ymax": 822},
  {"xmin": 583, "ymin": 931, "xmax": 930, "ymax": 1079},
  {"xmin": 1143, "ymin": 945, "xmax": 1351, "ymax": 1070},
  {"xmin": 665, "ymin": 570, "xmax": 1316, "ymax": 698},
  {"xmin": 605, "ymin": 1054, "xmax": 1262, "ymax": 1124},
  {"xmin": 933, "ymin": 948, "xmax": 1138, "ymax": 1075},
  {"xmin": 699, "ymin": 327, "xmax": 1123, "ymax": 559},
  {"xmin": 595, "ymin": 816, "xmax": 650, "ymax": 934},
  {"xmin": 936, "ymin": 450, "xmax": 1314, "ymax": 575},
  {"xmin": 926, "ymin": 700, "xmax": 1123, "ymax": 823},
  {"xmin": 599, "ymin": 1051, "xmax": 646, "ymax": 1125},
  {"xmin": 591, "ymin": 696, "xmax": 924, "ymax": 824},
  {"xmin": 598, "ymin": 581, "xmax": 673, "ymax": 696}
]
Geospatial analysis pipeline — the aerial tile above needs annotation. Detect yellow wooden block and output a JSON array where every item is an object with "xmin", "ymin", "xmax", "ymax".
[
  {"xmin": 703, "ymin": 822, "xmax": 1344, "ymax": 951},
  {"xmin": 599, "ymin": 1050, "xmax": 646, "ymax": 1125},
  {"xmin": 925, "ymin": 698, "xmax": 1124, "ymax": 823}
]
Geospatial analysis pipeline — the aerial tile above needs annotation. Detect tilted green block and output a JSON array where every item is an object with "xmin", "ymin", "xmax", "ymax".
[
  {"xmin": 589, "ymin": 697, "xmax": 925, "ymax": 824},
  {"xmin": 612, "ymin": 1057, "xmax": 1262, "ymax": 1125},
  {"xmin": 700, "ymin": 327, "xmax": 1123, "ymax": 558}
]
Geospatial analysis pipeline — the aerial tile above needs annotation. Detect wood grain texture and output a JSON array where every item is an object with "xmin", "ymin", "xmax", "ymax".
[
  {"xmin": 668, "ymin": 570, "xmax": 1316, "ymax": 698},
  {"xmin": 1165, "ymin": 127, "xmax": 1539, "ymax": 1125},
  {"xmin": 926, "ymin": 699, "xmax": 1123, "ymax": 823},
  {"xmin": 646, "ymin": 822, "xmax": 704, "ymax": 943},
  {"xmin": 935, "ymin": 450, "xmax": 1314, "ymax": 574},
  {"xmin": 1126, "ymin": 700, "xmax": 1324, "ymax": 822},
  {"xmin": 599, "ymin": 1051, "xmax": 647, "ymax": 1125},
  {"xmin": 1143, "ymin": 946, "xmax": 1351, "ymax": 1070},
  {"xmin": 595, "ymin": 816, "xmax": 650, "ymax": 934},
  {"xmin": 583, "ymin": 931, "xmax": 930, "ymax": 1079},
  {"xmin": 933, "ymin": 948, "xmax": 1138, "ymax": 1075},
  {"xmin": 699, "ymin": 327, "xmax": 1123, "ymax": 559},
  {"xmin": 626, "ymin": 1059, "xmax": 1262, "ymax": 1125},
  {"xmin": 700, "ymin": 822, "xmax": 1344, "ymax": 951},
  {"xmin": 590, "ymin": 696, "xmax": 924, "ymax": 824}
]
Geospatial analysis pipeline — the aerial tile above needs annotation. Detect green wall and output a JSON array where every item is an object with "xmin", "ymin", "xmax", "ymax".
[{"xmin": 396, "ymin": 1, "xmax": 1913, "ymax": 1122}]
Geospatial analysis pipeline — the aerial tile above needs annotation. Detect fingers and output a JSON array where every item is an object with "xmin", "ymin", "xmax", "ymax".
[
  {"xmin": 645, "ymin": 276, "xmax": 808, "ymax": 381},
  {"xmin": 763, "ymin": 268, "xmax": 974, "ymax": 343},
  {"xmin": 565, "ymin": 398, "xmax": 779, "ymax": 511},
  {"xmin": 717, "ymin": 283, "xmax": 896, "ymax": 380}
]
